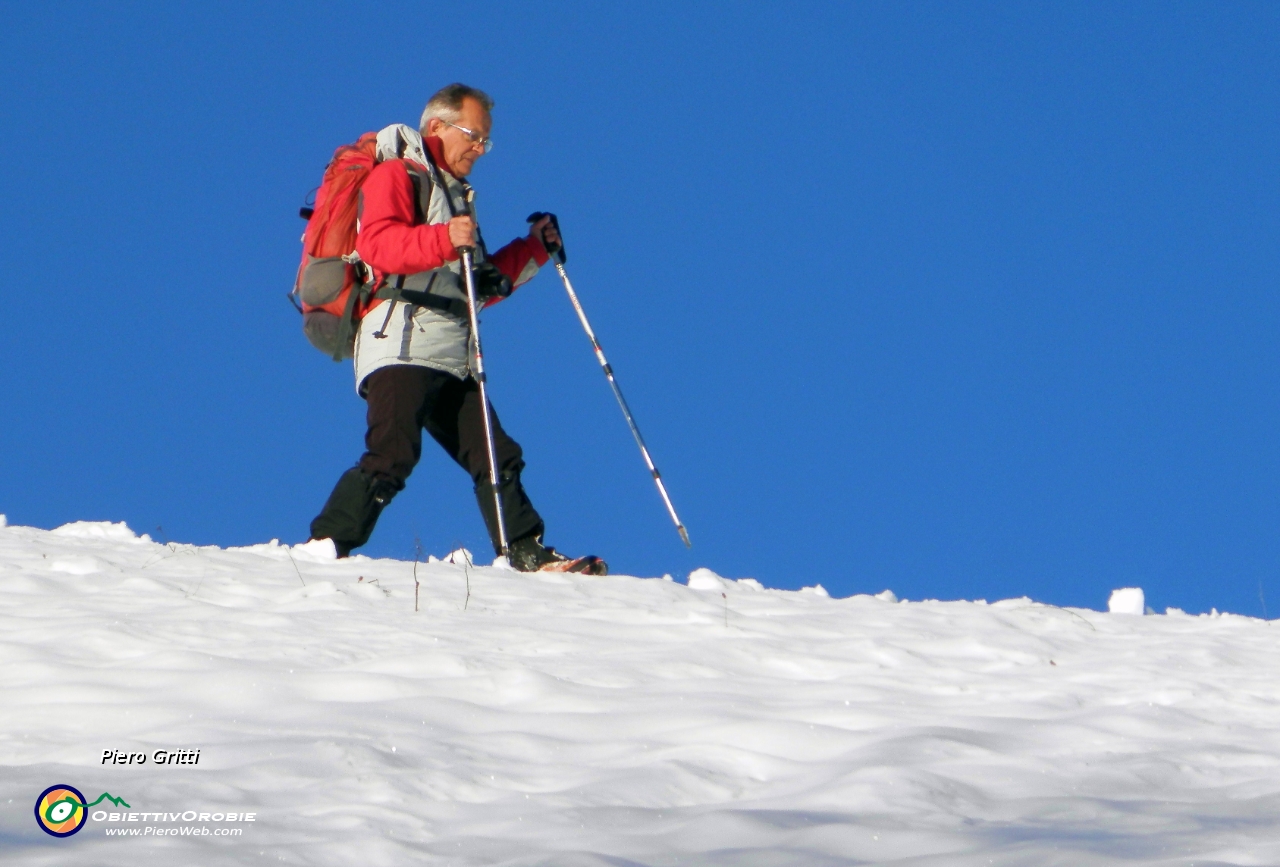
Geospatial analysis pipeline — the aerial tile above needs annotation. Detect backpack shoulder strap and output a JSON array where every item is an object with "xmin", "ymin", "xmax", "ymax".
[{"xmin": 404, "ymin": 164, "xmax": 435, "ymax": 225}]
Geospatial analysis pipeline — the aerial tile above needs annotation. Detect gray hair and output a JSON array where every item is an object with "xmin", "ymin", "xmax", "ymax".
[{"xmin": 419, "ymin": 83, "xmax": 494, "ymax": 134}]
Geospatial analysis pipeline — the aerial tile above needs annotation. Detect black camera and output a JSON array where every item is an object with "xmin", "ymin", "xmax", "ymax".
[{"xmin": 472, "ymin": 260, "xmax": 513, "ymax": 301}]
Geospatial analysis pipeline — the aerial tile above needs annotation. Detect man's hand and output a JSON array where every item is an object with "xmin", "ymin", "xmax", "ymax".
[
  {"xmin": 448, "ymin": 215, "xmax": 477, "ymax": 251},
  {"xmin": 529, "ymin": 214, "xmax": 561, "ymax": 254}
]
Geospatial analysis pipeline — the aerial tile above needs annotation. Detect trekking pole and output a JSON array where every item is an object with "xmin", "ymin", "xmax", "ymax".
[
  {"xmin": 529, "ymin": 213, "xmax": 691, "ymax": 548},
  {"xmin": 459, "ymin": 192, "xmax": 509, "ymax": 557}
]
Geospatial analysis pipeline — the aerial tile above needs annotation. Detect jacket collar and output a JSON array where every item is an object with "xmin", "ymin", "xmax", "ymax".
[{"xmin": 424, "ymin": 135, "xmax": 456, "ymax": 178}]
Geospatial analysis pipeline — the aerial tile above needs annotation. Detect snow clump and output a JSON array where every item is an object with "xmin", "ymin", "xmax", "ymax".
[
  {"xmin": 291, "ymin": 538, "xmax": 338, "ymax": 562},
  {"xmin": 687, "ymin": 568, "xmax": 728, "ymax": 590},
  {"xmin": 1109, "ymin": 586, "xmax": 1145, "ymax": 615},
  {"xmin": 50, "ymin": 520, "xmax": 145, "ymax": 543}
]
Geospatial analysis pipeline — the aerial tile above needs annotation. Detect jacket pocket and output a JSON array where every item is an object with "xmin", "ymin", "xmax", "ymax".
[{"xmin": 299, "ymin": 256, "xmax": 350, "ymax": 307}]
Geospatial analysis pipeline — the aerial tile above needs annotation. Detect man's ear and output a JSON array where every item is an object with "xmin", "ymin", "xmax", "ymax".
[{"xmin": 424, "ymin": 118, "xmax": 441, "ymax": 137}]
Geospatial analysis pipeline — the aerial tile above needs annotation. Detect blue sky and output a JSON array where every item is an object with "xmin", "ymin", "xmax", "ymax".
[{"xmin": 1, "ymin": 2, "xmax": 1277, "ymax": 613}]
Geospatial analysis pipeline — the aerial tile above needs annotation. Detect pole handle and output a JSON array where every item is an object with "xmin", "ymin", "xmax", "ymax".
[{"xmin": 527, "ymin": 212, "xmax": 565, "ymax": 264}]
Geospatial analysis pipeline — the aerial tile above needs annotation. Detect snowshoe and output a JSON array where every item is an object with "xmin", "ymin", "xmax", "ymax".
[{"xmin": 508, "ymin": 534, "xmax": 608, "ymax": 576}]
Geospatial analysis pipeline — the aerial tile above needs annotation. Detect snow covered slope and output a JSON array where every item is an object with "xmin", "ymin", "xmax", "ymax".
[{"xmin": 2, "ymin": 519, "xmax": 1279, "ymax": 865}]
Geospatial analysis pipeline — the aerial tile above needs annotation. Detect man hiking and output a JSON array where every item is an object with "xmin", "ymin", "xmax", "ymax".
[{"xmin": 309, "ymin": 83, "xmax": 606, "ymax": 575}]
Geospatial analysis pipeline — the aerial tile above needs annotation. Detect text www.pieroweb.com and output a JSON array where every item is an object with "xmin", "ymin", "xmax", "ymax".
[{"xmin": 105, "ymin": 826, "xmax": 242, "ymax": 836}]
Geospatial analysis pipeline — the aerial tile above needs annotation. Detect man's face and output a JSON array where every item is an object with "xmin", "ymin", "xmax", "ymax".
[{"xmin": 430, "ymin": 97, "xmax": 492, "ymax": 177}]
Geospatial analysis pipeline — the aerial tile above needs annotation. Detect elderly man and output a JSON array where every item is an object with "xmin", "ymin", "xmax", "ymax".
[{"xmin": 309, "ymin": 83, "xmax": 606, "ymax": 575}]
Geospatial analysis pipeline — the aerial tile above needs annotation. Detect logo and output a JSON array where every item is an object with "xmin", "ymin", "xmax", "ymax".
[{"xmin": 34, "ymin": 785, "xmax": 130, "ymax": 838}]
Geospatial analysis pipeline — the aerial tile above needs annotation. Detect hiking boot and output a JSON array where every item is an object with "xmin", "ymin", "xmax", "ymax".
[{"xmin": 507, "ymin": 534, "xmax": 608, "ymax": 576}]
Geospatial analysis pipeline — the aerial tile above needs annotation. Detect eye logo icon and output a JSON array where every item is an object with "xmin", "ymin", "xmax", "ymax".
[
  {"xmin": 34, "ymin": 785, "xmax": 130, "ymax": 837},
  {"xmin": 35, "ymin": 784, "xmax": 88, "ymax": 837}
]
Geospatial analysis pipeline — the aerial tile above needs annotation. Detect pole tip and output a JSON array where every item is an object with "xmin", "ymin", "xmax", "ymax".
[{"xmin": 678, "ymin": 526, "xmax": 691, "ymax": 548}]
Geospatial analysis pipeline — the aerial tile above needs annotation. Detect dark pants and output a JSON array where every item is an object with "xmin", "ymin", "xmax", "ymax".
[{"xmin": 310, "ymin": 365, "xmax": 544, "ymax": 555}]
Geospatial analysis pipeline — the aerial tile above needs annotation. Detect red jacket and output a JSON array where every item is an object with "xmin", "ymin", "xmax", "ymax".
[{"xmin": 355, "ymin": 136, "xmax": 548, "ymax": 309}]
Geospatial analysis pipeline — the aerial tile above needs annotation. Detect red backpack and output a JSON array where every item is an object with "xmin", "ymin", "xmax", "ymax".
[{"xmin": 291, "ymin": 132, "xmax": 379, "ymax": 360}]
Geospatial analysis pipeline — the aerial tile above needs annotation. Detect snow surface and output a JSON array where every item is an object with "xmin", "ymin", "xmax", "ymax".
[{"xmin": 3, "ymin": 520, "xmax": 1280, "ymax": 865}]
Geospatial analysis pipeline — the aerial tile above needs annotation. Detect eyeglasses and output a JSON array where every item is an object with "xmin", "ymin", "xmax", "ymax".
[{"xmin": 441, "ymin": 119, "xmax": 493, "ymax": 154}]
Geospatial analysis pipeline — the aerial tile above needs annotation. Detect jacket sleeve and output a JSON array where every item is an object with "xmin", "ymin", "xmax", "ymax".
[
  {"xmin": 482, "ymin": 236, "xmax": 551, "ymax": 307},
  {"xmin": 355, "ymin": 161, "xmax": 458, "ymax": 274}
]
